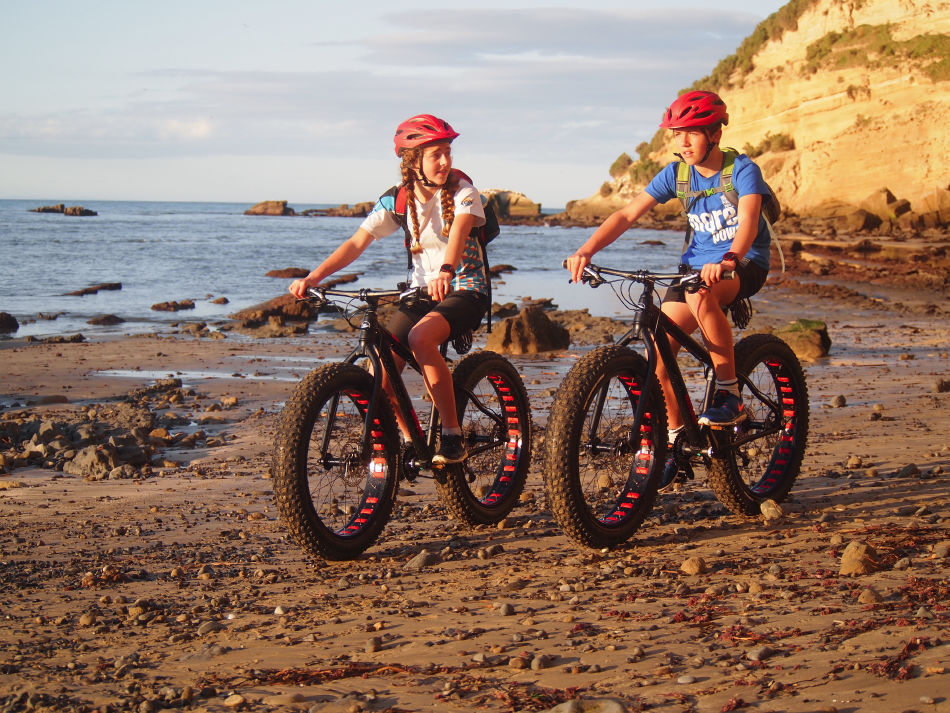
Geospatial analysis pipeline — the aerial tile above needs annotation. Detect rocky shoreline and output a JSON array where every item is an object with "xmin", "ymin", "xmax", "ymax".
[{"xmin": 1, "ymin": 247, "xmax": 949, "ymax": 713}]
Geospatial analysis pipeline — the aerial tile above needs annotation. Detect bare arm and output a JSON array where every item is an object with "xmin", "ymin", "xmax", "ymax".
[
  {"xmin": 288, "ymin": 228, "xmax": 375, "ymax": 298},
  {"xmin": 428, "ymin": 212, "xmax": 475, "ymax": 301},
  {"xmin": 566, "ymin": 191, "xmax": 658, "ymax": 283},
  {"xmin": 701, "ymin": 193, "xmax": 763, "ymax": 285}
]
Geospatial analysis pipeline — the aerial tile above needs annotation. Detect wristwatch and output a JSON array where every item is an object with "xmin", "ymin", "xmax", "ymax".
[
  {"xmin": 439, "ymin": 263, "xmax": 456, "ymax": 278},
  {"xmin": 721, "ymin": 251, "xmax": 741, "ymax": 265}
]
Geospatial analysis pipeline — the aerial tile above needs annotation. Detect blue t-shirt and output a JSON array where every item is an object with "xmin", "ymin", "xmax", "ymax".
[{"xmin": 645, "ymin": 153, "xmax": 771, "ymax": 270}]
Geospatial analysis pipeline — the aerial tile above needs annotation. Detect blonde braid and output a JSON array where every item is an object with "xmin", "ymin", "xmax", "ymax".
[
  {"xmin": 399, "ymin": 150, "xmax": 423, "ymax": 253},
  {"xmin": 439, "ymin": 171, "xmax": 459, "ymax": 238}
]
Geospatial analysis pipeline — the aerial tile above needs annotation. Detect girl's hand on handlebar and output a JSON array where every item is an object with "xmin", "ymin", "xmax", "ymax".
[
  {"xmin": 289, "ymin": 274, "xmax": 322, "ymax": 299},
  {"xmin": 428, "ymin": 273, "xmax": 452, "ymax": 302},
  {"xmin": 565, "ymin": 253, "xmax": 590, "ymax": 284}
]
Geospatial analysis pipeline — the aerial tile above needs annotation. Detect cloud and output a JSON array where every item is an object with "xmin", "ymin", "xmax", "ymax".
[{"xmin": 0, "ymin": 4, "xmax": 766, "ymax": 202}]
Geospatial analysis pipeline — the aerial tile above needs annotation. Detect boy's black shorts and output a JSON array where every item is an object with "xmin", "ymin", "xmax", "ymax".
[
  {"xmin": 386, "ymin": 289, "xmax": 489, "ymax": 345},
  {"xmin": 663, "ymin": 259, "xmax": 768, "ymax": 307}
]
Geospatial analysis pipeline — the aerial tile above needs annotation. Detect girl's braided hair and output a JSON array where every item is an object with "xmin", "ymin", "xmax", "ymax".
[{"xmin": 399, "ymin": 148, "xmax": 458, "ymax": 252}]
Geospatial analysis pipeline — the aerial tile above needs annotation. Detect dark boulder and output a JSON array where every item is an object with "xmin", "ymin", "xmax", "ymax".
[
  {"xmin": 265, "ymin": 267, "xmax": 310, "ymax": 278},
  {"xmin": 87, "ymin": 314, "xmax": 125, "ymax": 326},
  {"xmin": 0, "ymin": 311, "xmax": 19, "ymax": 333},
  {"xmin": 486, "ymin": 307, "xmax": 570, "ymax": 355},
  {"xmin": 66, "ymin": 282, "xmax": 122, "ymax": 297}
]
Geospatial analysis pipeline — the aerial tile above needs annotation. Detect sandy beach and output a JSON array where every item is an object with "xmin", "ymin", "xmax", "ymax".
[{"xmin": 1, "ymin": 242, "xmax": 949, "ymax": 713}]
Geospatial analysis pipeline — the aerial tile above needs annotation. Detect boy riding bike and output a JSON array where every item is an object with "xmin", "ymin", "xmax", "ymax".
[{"xmin": 565, "ymin": 90, "xmax": 772, "ymax": 488}]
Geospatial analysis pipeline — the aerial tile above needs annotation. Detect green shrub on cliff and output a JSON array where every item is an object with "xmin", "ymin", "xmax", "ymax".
[
  {"xmin": 692, "ymin": 0, "xmax": 820, "ymax": 90},
  {"xmin": 742, "ymin": 132, "xmax": 796, "ymax": 158},
  {"xmin": 803, "ymin": 24, "xmax": 950, "ymax": 81},
  {"xmin": 609, "ymin": 153, "xmax": 633, "ymax": 178},
  {"xmin": 625, "ymin": 140, "xmax": 663, "ymax": 185}
]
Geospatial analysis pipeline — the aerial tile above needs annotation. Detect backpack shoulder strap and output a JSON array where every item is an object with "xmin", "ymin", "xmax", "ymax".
[
  {"xmin": 675, "ymin": 161, "xmax": 691, "ymax": 212},
  {"xmin": 380, "ymin": 184, "xmax": 414, "ymax": 270},
  {"xmin": 719, "ymin": 148, "xmax": 739, "ymax": 206}
]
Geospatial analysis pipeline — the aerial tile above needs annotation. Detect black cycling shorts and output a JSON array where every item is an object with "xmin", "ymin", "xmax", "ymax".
[
  {"xmin": 386, "ymin": 289, "xmax": 489, "ymax": 345},
  {"xmin": 663, "ymin": 259, "xmax": 768, "ymax": 306}
]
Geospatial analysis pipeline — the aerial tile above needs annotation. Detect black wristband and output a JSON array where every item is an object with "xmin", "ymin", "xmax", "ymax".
[
  {"xmin": 439, "ymin": 263, "xmax": 456, "ymax": 278},
  {"xmin": 721, "ymin": 252, "xmax": 741, "ymax": 265}
]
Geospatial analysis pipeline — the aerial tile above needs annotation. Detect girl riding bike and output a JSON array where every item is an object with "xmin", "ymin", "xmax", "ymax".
[
  {"xmin": 289, "ymin": 114, "xmax": 490, "ymax": 466},
  {"xmin": 565, "ymin": 90, "xmax": 773, "ymax": 488}
]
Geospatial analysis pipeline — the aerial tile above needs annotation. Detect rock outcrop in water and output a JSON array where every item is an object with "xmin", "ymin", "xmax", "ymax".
[
  {"xmin": 244, "ymin": 200, "xmax": 295, "ymax": 216},
  {"xmin": 30, "ymin": 203, "xmax": 97, "ymax": 216}
]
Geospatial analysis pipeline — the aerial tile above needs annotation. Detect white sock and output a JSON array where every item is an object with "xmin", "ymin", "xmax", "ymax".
[
  {"xmin": 443, "ymin": 427, "xmax": 461, "ymax": 437},
  {"xmin": 717, "ymin": 378, "xmax": 740, "ymax": 398},
  {"xmin": 668, "ymin": 425, "xmax": 684, "ymax": 445}
]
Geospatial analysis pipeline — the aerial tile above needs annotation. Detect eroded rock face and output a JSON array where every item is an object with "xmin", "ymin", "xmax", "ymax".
[
  {"xmin": 567, "ymin": 0, "xmax": 950, "ymax": 224},
  {"xmin": 484, "ymin": 190, "xmax": 542, "ymax": 218}
]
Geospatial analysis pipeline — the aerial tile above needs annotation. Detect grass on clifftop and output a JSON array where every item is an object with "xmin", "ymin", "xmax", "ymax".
[
  {"xmin": 804, "ymin": 24, "xmax": 950, "ymax": 82},
  {"xmin": 691, "ymin": 0, "xmax": 821, "ymax": 91}
]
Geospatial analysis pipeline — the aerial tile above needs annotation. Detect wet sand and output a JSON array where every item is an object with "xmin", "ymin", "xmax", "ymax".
[{"xmin": 1, "ymin": 255, "xmax": 949, "ymax": 713}]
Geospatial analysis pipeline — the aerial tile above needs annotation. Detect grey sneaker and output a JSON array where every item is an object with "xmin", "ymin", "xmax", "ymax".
[{"xmin": 433, "ymin": 434, "xmax": 466, "ymax": 466}]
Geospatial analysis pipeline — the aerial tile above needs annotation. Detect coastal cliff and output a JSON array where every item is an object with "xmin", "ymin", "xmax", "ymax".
[{"xmin": 568, "ymin": 0, "xmax": 950, "ymax": 226}]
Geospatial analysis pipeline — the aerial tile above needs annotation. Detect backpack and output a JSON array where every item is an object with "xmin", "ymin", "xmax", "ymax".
[
  {"xmin": 382, "ymin": 168, "xmax": 500, "ymax": 331},
  {"xmin": 674, "ymin": 147, "xmax": 785, "ymax": 272}
]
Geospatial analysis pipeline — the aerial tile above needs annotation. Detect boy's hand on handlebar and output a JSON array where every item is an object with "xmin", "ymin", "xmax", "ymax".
[
  {"xmin": 565, "ymin": 253, "xmax": 590, "ymax": 284},
  {"xmin": 700, "ymin": 261, "xmax": 732, "ymax": 285}
]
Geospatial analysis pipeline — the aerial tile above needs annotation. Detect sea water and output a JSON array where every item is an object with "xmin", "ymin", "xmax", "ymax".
[{"xmin": 0, "ymin": 199, "xmax": 684, "ymax": 340}]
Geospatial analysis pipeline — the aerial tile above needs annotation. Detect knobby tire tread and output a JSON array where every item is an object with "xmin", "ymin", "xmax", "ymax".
[
  {"xmin": 544, "ymin": 345, "xmax": 667, "ymax": 549},
  {"xmin": 707, "ymin": 334, "xmax": 809, "ymax": 516},
  {"xmin": 272, "ymin": 363, "xmax": 399, "ymax": 561},
  {"xmin": 436, "ymin": 351, "xmax": 532, "ymax": 526}
]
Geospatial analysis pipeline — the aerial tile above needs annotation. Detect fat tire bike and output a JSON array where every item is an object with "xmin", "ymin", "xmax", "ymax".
[
  {"xmin": 272, "ymin": 285, "xmax": 533, "ymax": 561},
  {"xmin": 543, "ymin": 263, "xmax": 809, "ymax": 549}
]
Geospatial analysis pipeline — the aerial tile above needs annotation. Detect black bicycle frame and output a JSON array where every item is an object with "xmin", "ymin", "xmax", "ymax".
[
  {"xmin": 331, "ymin": 298, "xmax": 441, "ymax": 465},
  {"xmin": 612, "ymin": 280, "xmax": 722, "ymax": 459}
]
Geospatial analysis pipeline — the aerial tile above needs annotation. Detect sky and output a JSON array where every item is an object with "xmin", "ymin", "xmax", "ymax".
[{"xmin": 0, "ymin": 0, "xmax": 788, "ymax": 208}]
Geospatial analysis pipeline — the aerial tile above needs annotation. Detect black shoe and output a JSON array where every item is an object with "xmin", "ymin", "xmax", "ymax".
[
  {"xmin": 433, "ymin": 434, "xmax": 466, "ymax": 466},
  {"xmin": 658, "ymin": 457, "xmax": 692, "ymax": 492}
]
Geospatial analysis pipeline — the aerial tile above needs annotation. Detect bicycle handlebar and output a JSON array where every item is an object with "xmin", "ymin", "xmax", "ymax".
[
  {"xmin": 305, "ymin": 284, "xmax": 427, "ymax": 306},
  {"xmin": 561, "ymin": 260, "xmax": 733, "ymax": 289}
]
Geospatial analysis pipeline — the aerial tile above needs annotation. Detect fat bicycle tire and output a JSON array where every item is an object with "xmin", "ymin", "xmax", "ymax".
[
  {"xmin": 272, "ymin": 363, "xmax": 399, "ymax": 560},
  {"xmin": 544, "ymin": 345, "xmax": 668, "ymax": 548},
  {"xmin": 436, "ymin": 351, "xmax": 532, "ymax": 526},
  {"xmin": 707, "ymin": 334, "xmax": 809, "ymax": 516}
]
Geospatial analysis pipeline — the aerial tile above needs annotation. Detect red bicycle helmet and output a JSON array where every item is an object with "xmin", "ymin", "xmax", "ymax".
[
  {"xmin": 659, "ymin": 91, "xmax": 729, "ymax": 129},
  {"xmin": 393, "ymin": 114, "xmax": 459, "ymax": 155}
]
